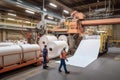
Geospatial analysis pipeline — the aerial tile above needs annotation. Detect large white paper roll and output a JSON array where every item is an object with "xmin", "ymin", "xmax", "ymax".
[
  {"xmin": 0, "ymin": 45, "xmax": 22, "ymax": 56},
  {"xmin": 0, "ymin": 45, "xmax": 22, "ymax": 67},
  {"xmin": 17, "ymin": 41, "xmax": 25, "ymax": 45},
  {"xmin": 47, "ymin": 41, "xmax": 69, "ymax": 59},
  {"xmin": 58, "ymin": 35, "xmax": 68, "ymax": 42},
  {"xmin": 17, "ymin": 40, "xmax": 28, "ymax": 45},
  {"xmin": 0, "ymin": 42, "xmax": 14, "ymax": 47},
  {"xmin": 39, "ymin": 35, "xmax": 57, "ymax": 50},
  {"xmin": 20, "ymin": 44, "xmax": 41, "ymax": 61}
]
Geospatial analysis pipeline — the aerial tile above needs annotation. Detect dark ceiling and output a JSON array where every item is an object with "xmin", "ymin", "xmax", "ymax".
[
  {"xmin": 57, "ymin": 0, "xmax": 120, "ymax": 11},
  {"xmin": 0, "ymin": 0, "xmax": 120, "ymax": 21}
]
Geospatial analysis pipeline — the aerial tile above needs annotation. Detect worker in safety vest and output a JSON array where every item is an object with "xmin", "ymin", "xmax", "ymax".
[
  {"xmin": 58, "ymin": 48, "xmax": 70, "ymax": 74},
  {"xmin": 43, "ymin": 45, "xmax": 49, "ymax": 69}
]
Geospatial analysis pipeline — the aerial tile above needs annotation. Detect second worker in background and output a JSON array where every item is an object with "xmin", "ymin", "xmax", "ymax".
[{"xmin": 43, "ymin": 45, "xmax": 49, "ymax": 69}]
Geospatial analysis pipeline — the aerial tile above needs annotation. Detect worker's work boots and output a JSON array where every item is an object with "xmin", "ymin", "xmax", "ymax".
[
  {"xmin": 43, "ymin": 65, "xmax": 49, "ymax": 69},
  {"xmin": 59, "ymin": 70, "xmax": 70, "ymax": 74},
  {"xmin": 58, "ymin": 70, "xmax": 62, "ymax": 72},
  {"xmin": 65, "ymin": 71, "xmax": 70, "ymax": 74},
  {"xmin": 43, "ymin": 66, "xmax": 47, "ymax": 69}
]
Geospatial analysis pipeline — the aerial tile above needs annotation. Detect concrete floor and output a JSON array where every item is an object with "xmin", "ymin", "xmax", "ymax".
[{"xmin": 1, "ymin": 53, "xmax": 120, "ymax": 80}]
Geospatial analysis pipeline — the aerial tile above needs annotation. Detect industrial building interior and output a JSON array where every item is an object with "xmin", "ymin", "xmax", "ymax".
[{"xmin": 0, "ymin": 0, "xmax": 120, "ymax": 80}]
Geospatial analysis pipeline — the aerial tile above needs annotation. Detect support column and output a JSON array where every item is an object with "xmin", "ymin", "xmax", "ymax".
[
  {"xmin": 2, "ymin": 29, "xmax": 7, "ymax": 41},
  {"xmin": 0, "ymin": 30, "xmax": 2, "ymax": 42}
]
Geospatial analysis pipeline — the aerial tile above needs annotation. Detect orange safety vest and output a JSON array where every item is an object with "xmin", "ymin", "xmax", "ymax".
[{"xmin": 60, "ymin": 50, "xmax": 66, "ymax": 59}]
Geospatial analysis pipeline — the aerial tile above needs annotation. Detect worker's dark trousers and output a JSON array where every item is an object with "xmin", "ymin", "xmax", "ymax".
[
  {"xmin": 43, "ymin": 56, "xmax": 47, "ymax": 67},
  {"xmin": 59, "ymin": 59, "xmax": 67, "ymax": 72}
]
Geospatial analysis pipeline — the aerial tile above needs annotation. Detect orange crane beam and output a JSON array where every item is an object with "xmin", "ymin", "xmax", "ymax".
[{"xmin": 82, "ymin": 18, "xmax": 120, "ymax": 26}]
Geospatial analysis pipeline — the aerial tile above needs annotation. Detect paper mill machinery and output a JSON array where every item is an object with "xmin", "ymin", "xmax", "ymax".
[{"xmin": 50, "ymin": 11, "xmax": 120, "ymax": 54}]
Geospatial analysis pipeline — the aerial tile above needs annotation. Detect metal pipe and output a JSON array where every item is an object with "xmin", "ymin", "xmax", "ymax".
[{"xmin": 81, "ymin": 18, "xmax": 120, "ymax": 26}]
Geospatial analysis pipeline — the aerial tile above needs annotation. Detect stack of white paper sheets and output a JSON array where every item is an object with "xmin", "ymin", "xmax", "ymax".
[{"xmin": 67, "ymin": 39, "xmax": 100, "ymax": 67}]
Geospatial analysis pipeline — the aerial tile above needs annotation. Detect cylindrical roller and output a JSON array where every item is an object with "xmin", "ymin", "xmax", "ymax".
[
  {"xmin": 82, "ymin": 18, "xmax": 120, "ymax": 26},
  {"xmin": 20, "ymin": 44, "xmax": 41, "ymax": 61},
  {"xmin": 0, "ymin": 42, "xmax": 14, "ymax": 47},
  {"xmin": 39, "ymin": 35, "xmax": 57, "ymax": 50},
  {"xmin": 47, "ymin": 41, "xmax": 69, "ymax": 59},
  {"xmin": 0, "ymin": 45, "xmax": 22, "ymax": 67},
  {"xmin": 17, "ymin": 41, "xmax": 27, "ymax": 45},
  {"xmin": 58, "ymin": 35, "xmax": 68, "ymax": 42}
]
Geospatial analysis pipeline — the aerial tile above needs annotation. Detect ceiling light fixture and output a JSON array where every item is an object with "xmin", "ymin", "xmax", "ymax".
[
  {"xmin": 63, "ymin": 10, "xmax": 69, "ymax": 14},
  {"xmin": 25, "ymin": 8, "xmax": 35, "ymax": 12},
  {"xmin": 17, "ymin": 0, "xmax": 23, "ymax": 3},
  {"xmin": 7, "ymin": 18, "xmax": 15, "ymax": 20},
  {"xmin": 16, "ymin": 2, "xmax": 35, "ymax": 12},
  {"xmin": 25, "ymin": 10, "xmax": 35, "ymax": 14},
  {"xmin": 16, "ymin": 2, "xmax": 21, "ymax": 5},
  {"xmin": 8, "ymin": 13, "xmax": 16, "ymax": 16},
  {"xmin": 48, "ymin": 16, "xmax": 54, "ymax": 19},
  {"xmin": 16, "ymin": 2, "xmax": 39, "ymax": 13},
  {"xmin": 49, "ymin": 3, "xmax": 57, "ymax": 8}
]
